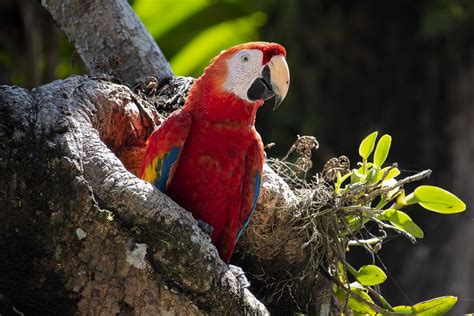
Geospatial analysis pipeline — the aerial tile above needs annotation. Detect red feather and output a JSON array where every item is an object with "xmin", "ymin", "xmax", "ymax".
[{"xmin": 141, "ymin": 42, "xmax": 285, "ymax": 262}]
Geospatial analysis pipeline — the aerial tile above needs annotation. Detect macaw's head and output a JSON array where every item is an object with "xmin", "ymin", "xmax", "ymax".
[{"xmin": 193, "ymin": 42, "xmax": 290, "ymax": 111}]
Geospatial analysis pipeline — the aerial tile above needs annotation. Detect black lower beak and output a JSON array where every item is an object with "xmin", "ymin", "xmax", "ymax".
[{"xmin": 247, "ymin": 65, "xmax": 275, "ymax": 103}]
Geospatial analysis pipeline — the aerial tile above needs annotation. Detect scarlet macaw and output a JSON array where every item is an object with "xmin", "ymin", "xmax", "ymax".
[{"xmin": 140, "ymin": 42, "xmax": 290, "ymax": 262}]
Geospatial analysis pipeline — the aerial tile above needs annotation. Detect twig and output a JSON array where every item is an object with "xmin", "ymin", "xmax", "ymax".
[
  {"xmin": 364, "ymin": 163, "xmax": 399, "ymax": 192},
  {"xmin": 348, "ymin": 237, "xmax": 384, "ymax": 247},
  {"xmin": 366, "ymin": 286, "xmax": 394, "ymax": 311},
  {"xmin": 351, "ymin": 164, "xmax": 399, "ymax": 197},
  {"xmin": 363, "ymin": 169, "xmax": 432, "ymax": 202},
  {"xmin": 335, "ymin": 206, "xmax": 383, "ymax": 214},
  {"xmin": 371, "ymin": 218, "xmax": 417, "ymax": 244},
  {"xmin": 340, "ymin": 166, "xmax": 430, "ymax": 204}
]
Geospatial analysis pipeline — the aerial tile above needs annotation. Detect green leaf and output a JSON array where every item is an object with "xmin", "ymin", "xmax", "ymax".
[
  {"xmin": 393, "ymin": 296, "xmax": 458, "ymax": 315},
  {"xmin": 392, "ymin": 305, "xmax": 414, "ymax": 314},
  {"xmin": 334, "ymin": 287, "xmax": 375, "ymax": 314},
  {"xmin": 366, "ymin": 168, "xmax": 377, "ymax": 181},
  {"xmin": 359, "ymin": 131, "xmax": 378, "ymax": 160},
  {"xmin": 346, "ymin": 215, "xmax": 371, "ymax": 234},
  {"xmin": 373, "ymin": 166, "xmax": 400, "ymax": 183},
  {"xmin": 373, "ymin": 134, "xmax": 392, "ymax": 169},
  {"xmin": 349, "ymin": 288, "xmax": 376, "ymax": 314},
  {"xmin": 394, "ymin": 189, "xmax": 407, "ymax": 209},
  {"xmin": 335, "ymin": 171, "xmax": 352, "ymax": 193},
  {"xmin": 407, "ymin": 185, "xmax": 466, "ymax": 214},
  {"xmin": 348, "ymin": 281, "xmax": 366, "ymax": 290},
  {"xmin": 383, "ymin": 209, "xmax": 424, "ymax": 238},
  {"xmin": 350, "ymin": 169, "xmax": 365, "ymax": 183},
  {"xmin": 414, "ymin": 295, "xmax": 458, "ymax": 315},
  {"xmin": 354, "ymin": 265, "xmax": 387, "ymax": 286},
  {"xmin": 337, "ymin": 261, "xmax": 347, "ymax": 283}
]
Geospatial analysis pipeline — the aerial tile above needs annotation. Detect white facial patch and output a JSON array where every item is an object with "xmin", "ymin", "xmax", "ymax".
[{"xmin": 223, "ymin": 49, "xmax": 263, "ymax": 102}]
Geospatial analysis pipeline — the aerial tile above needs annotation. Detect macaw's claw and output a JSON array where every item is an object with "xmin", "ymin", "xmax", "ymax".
[
  {"xmin": 228, "ymin": 264, "xmax": 251, "ymax": 289},
  {"xmin": 197, "ymin": 219, "xmax": 214, "ymax": 237}
]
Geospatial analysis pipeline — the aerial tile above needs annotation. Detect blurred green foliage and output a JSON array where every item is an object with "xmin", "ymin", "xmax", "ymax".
[
  {"xmin": 419, "ymin": 0, "xmax": 474, "ymax": 38},
  {"xmin": 132, "ymin": 0, "xmax": 267, "ymax": 77}
]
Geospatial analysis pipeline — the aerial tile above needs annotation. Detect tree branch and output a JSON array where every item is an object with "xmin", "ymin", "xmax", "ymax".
[{"xmin": 41, "ymin": 0, "xmax": 173, "ymax": 87}]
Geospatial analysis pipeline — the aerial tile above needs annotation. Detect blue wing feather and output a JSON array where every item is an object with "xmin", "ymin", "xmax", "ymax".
[
  {"xmin": 236, "ymin": 171, "xmax": 261, "ymax": 242},
  {"xmin": 140, "ymin": 111, "xmax": 192, "ymax": 191},
  {"xmin": 155, "ymin": 146, "xmax": 181, "ymax": 191}
]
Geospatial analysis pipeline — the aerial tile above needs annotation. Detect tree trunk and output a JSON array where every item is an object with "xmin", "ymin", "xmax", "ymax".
[
  {"xmin": 41, "ymin": 0, "xmax": 173, "ymax": 87},
  {"xmin": 0, "ymin": 76, "xmax": 268, "ymax": 315}
]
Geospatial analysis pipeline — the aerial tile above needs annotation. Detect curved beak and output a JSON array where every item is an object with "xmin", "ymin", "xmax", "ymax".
[
  {"xmin": 267, "ymin": 54, "xmax": 290, "ymax": 110},
  {"xmin": 246, "ymin": 54, "xmax": 290, "ymax": 109}
]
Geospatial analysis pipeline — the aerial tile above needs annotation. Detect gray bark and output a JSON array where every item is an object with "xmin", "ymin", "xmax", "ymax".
[
  {"xmin": 0, "ymin": 76, "xmax": 267, "ymax": 315},
  {"xmin": 41, "ymin": 0, "xmax": 173, "ymax": 87}
]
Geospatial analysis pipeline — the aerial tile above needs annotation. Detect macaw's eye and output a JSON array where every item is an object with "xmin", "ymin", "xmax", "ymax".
[{"xmin": 241, "ymin": 54, "xmax": 250, "ymax": 63}]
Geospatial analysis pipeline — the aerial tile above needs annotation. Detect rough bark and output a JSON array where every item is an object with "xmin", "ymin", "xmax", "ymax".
[
  {"xmin": 41, "ymin": 0, "xmax": 173, "ymax": 87},
  {"xmin": 0, "ymin": 77, "xmax": 267, "ymax": 315}
]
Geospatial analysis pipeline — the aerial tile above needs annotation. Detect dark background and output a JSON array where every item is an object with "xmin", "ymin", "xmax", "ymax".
[{"xmin": 1, "ymin": 0, "xmax": 473, "ymax": 313}]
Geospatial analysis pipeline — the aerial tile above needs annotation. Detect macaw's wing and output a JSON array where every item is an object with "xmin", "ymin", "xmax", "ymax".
[
  {"xmin": 236, "ymin": 140, "xmax": 264, "ymax": 243},
  {"xmin": 139, "ymin": 110, "xmax": 192, "ymax": 192}
]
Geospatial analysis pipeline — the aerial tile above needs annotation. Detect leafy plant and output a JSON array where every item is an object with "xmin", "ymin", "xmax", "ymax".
[{"xmin": 332, "ymin": 131, "xmax": 466, "ymax": 315}]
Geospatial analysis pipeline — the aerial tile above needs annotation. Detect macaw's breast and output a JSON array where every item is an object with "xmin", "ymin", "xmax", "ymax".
[{"xmin": 166, "ymin": 119, "xmax": 259, "ymax": 245}]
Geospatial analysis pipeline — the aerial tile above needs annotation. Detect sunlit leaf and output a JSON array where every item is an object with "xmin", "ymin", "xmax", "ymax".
[
  {"xmin": 366, "ymin": 168, "xmax": 377, "ymax": 181},
  {"xmin": 394, "ymin": 189, "xmax": 407, "ymax": 209},
  {"xmin": 393, "ymin": 296, "xmax": 458, "ymax": 315},
  {"xmin": 406, "ymin": 185, "xmax": 466, "ymax": 214},
  {"xmin": 359, "ymin": 131, "xmax": 378, "ymax": 160},
  {"xmin": 373, "ymin": 134, "xmax": 392, "ymax": 169},
  {"xmin": 349, "ymin": 281, "xmax": 365, "ymax": 290},
  {"xmin": 346, "ymin": 215, "xmax": 371, "ymax": 234},
  {"xmin": 335, "ymin": 171, "xmax": 352, "ymax": 193},
  {"xmin": 349, "ymin": 288, "xmax": 376, "ymax": 314},
  {"xmin": 351, "ymin": 168, "xmax": 365, "ymax": 183},
  {"xmin": 392, "ymin": 305, "xmax": 414, "ymax": 314},
  {"xmin": 415, "ymin": 296, "xmax": 458, "ymax": 315},
  {"xmin": 354, "ymin": 265, "xmax": 387, "ymax": 286},
  {"xmin": 337, "ymin": 261, "xmax": 347, "ymax": 283},
  {"xmin": 383, "ymin": 209, "xmax": 424, "ymax": 238},
  {"xmin": 373, "ymin": 166, "xmax": 400, "ymax": 183},
  {"xmin": 334, "ymin": 287, "xmax": 375, "ymax": 314}
]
